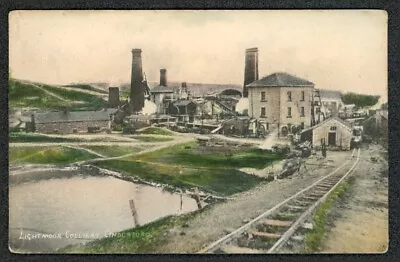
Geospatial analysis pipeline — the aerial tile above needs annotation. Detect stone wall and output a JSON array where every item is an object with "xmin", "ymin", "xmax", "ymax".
[{"xmin": 36, "ymin": 120, "xmax": 110, "ymax": 134}]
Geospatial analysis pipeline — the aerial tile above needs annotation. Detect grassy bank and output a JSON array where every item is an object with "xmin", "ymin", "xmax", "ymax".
[
  {"xmin": 9, "ymin": 132, "xmax": 85, "ymax": 143},
  {"xmin": 9, "ymin": 79, "xmax": 107, "ymax": 110},
  {"xmin": 82, "ymin": 146, "xmax": 144, "ymax": 157},
  {"xmin": 303, "ymin": 177, "xmax": 355, "ymax": 253},
  {"xmin": 9, "ymin": 146, "xmax": 98, "ymax": 164},
  {"xmin": 60, "ymin": 208, "xmax": 208, "ymax": 253},
  {"xmin": 137, "ymin": 127, "xmax": 174, "ymax": 136},
  {"xmin": 94, "ymin": 142, "xmax": 281, "ymax": 196},
  {"xmin": 62, "ymin": 84, "xmax": 108, "ymax": 94}
]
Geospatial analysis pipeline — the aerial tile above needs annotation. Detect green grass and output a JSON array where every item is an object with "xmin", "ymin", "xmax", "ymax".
[
  {"xmin": 62, "ymin": 84, "xmax": 108, "ymax": 94},
  {"xmin": 39, "ymin": 83, "xmax": 107, "ymax": 110},
  {"xmin": 137, "ymin": 127, "xmax": 174, "ymax": 136},
  {"xmin": 82, "ymin": 146, "xmax": 143, "ymax": 157},
  {"xmin": 94, "ymin": 142, "xmax": 282, "ymax": 196},
  {"xmin": 9, "ymin": 79, "xmax": 65, "ymax": 109},
  {"xmin": 59, "ymin": 207, "xmax": 208, "ymax": 253},
  {"xmin": 131, "ymin": 136, "xmax": 174, "ymax": 143},
  {"xmin": 303, "ymin": 177, "xmax": 355, "ymax": 253},
  {"xmin": 9, "ymin": 79, "xmax": 107, "ymax": 111},
  {"xmin": 9, "ymin": 146, "xmax": 98, "ymax": 164},
  {"xmin": 133, "ymin": 141, "xmax": 283, "ymax": 169},
  {"xmin": 9, "ymin": 132, "xmax": 85, "ymax": 143}
]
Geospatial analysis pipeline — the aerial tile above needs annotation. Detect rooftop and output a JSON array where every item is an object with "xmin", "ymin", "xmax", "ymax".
[
  {"xmin": 173, "ymin": 100, "xmax": 196, "ymax": 107},
  {"xmin": 247, "ymin": 72, "xmax": 314, "ymax": 88},
  {"xmin": 317, "ymin": 89, "xmax": 342, "ymax": 100},
  {"xmin": 151, "ymin": 85, "xmax": 174, "ymax": 93},
  {"xmin": 34, "ymin": 109, "xmax": 118, "ymax": 124}
]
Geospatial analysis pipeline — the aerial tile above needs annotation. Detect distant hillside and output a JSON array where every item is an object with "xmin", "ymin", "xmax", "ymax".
[
  {"xmin": 62, "ymin": 84, "xmax": 108, "ymax": 94},
  {"xmin": 9, "ymin": 79, "xmax": 107, "ymax": 111},
  {"xmin": 120, "ymin": 81, "xmax": 242, "ymax": 97}
]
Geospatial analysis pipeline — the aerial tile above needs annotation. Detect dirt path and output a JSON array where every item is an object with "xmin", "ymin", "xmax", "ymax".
[
  {"xmin": 20, "ymin": 81, "xmax": 68, "ymax": 101},
  {"xmin": 319, "ymin": 144, "xmax": 388, "ymax": 253},
  {"xmin": 154, "ymin": 151, "xmax": 352, "ymax": 253}
]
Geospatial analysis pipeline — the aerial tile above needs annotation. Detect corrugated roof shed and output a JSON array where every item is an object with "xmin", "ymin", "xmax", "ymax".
[
  {"xmin": 34, "ymin": 109, "xmax": 117, "ymax": 124},
  {"xmin": 247, "ymin": 72, "xmax": 314, "ymax": 88}
]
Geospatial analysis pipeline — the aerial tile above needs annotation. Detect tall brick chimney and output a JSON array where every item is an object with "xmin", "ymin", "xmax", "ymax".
[
  {"xmin": 243, "ymin": 47, "xmax": 259, "ymax": 98},
  {"xmin": 130, "ymin": 49, "xmax": 144, "ymax": 113},
  {"xmin": 160, "ymin": 68, "xmax": 167, "ymax": 86}
]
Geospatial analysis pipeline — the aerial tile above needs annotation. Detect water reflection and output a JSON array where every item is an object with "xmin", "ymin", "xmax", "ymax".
[{"xmin": 9, "ymin": 171, "xmax": 198, "ymax": 253}]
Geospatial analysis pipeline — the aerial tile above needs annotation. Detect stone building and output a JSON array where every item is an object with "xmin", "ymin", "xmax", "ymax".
[
  {"xmin": 151, "ymin": 69, "xmax": 175, "ymax": 114},
  {"xmin": 247, "ymin": 72, "xmax": 314, "ymax": 136},
  {"xmin": 33, "ymin": 109, "xmax": 117, "ymax": 134},
  {"xmin": 301, "ymin": 117, "xmax": 353, "ymax": 150},
  {"xmin": 317, "ymin": 89, "xmax": 344, "ymax": 118}
]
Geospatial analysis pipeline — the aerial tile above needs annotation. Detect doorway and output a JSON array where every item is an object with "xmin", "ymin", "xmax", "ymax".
[{"xmin": 328, "ymin": 132, "xmax": 336, "ymax": 146}]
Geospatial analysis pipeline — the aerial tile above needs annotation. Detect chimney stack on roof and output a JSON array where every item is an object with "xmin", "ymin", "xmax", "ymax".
[
  {"xmin": 160, "ymin": 68, "xmax": 167, "ymax": 87},
  {"xmin": 243, "ymin": 47, "xmax": 259, "ymax": 98},
  {"xmin": 130, "ymin": 48, "xmax": 145, "ymax": 113}
]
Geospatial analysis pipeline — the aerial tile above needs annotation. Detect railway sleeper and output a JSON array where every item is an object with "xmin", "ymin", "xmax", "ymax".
[
  {"xmin": 219, "ymin": 245, "xmax": 266, "ymax": 254},
  {"xmin": 272, "ymin": 212, "xmax": 298, "ymax": 221},
  {"xmin": 250, "ymin": 230, "xmax": 282, "ymax": 240},
  {"xmin": 237, "ymin": 235, "xmax": 274, "ymax": 250},
  {"xmin": 298, "ymin": 195, "xmax": 320, "ymax": 202},
  {"xmin": 259, "ymin": 219, "xmax": 293, "ymax": 227},
  {"xmin": 292, "ymin": 200, "xmax": 311, "ymax": 207},
  {"xmin": 306, "ymin": 192, "xmax": 326, "ymax": 198},
  {"xmin": 285, "ymin": 205, "xmax": 307, "ymax": 212}
]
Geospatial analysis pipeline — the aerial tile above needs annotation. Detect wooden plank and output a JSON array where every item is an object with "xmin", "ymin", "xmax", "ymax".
[
  {"xmin": 260, "ymin": 219, "xmax": 292, "ymax": 227},
  {"xmin": 251, "ymin": 231, "xmax": 282, "ymax": 239},
  {"xmin": 220, "ymin": 245, "xmax": 265, "ymax": 254}
]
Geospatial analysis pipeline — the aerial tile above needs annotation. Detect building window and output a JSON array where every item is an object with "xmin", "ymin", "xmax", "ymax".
[
  {"xmin": 301, "ymin": 91, "xmax": 305, "ymax": 101},
  {"xmin": 287, "ymin": 107, "xmax": 292, "ymax": 118},
  {"xmin": 261, "ymin": 107, "xmax": 266, "ymax": 117},
  {"xmin": 287, "ymin": 91, "xmax": 292, "ymax": 102},
  {"xmin": 261, "ymin": 91, "xmax": 266, "ymax": 101},
  {"xmin": 301, "ymin": 122, "xmax": 305, "ymax": 129},
  {"xmin": 266, "ymin": 123, "xmax": 269, "ymax": 130},
  {"xmin": 330, "ymin": 126, "xmax": 337, "ymax": 131},
  {"xmin": 300, "ymin": 107, "xmax": 305, "ymax": 117}
]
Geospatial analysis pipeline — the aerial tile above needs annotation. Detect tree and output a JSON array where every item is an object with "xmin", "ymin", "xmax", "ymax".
[{"xmin": 341, "ymin": 92, "xmax": 380, "ymax": 108}]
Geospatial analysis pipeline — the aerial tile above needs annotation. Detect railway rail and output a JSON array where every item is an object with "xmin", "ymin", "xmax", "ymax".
[{"xmin": 198, "ymin": 148, "xmax": 361, "ymax": 254}]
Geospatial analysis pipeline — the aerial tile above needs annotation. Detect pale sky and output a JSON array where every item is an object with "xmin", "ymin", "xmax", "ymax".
[{"xmin": 9, "ymin": 10, "xmax": 387, "ymax": 100}]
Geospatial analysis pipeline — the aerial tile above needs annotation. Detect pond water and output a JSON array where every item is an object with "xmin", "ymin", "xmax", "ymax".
[{"xmin": 9, "ymin": 169, "xmax": 198, "ymax": 253}]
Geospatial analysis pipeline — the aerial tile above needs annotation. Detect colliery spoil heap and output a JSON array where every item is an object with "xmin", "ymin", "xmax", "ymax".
[{"xmin": 130, "ymin": 48, "xmax": 145, "ymax": 113}]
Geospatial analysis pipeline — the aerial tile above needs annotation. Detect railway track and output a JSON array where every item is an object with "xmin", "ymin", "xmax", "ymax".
[{"xmin": 198, "ymin": 148, "xmax": 361, "ymax": 254}]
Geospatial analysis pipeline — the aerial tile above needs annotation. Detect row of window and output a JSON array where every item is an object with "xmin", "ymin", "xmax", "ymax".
[
  {"xmin": 260, "ymin": 91, "xmax": 305, "ymax": 102},
  {"xmin": 260, "ymin": 106, "xmax": 305, "ymax": 118},
  {"xmin": 263, "ymin": 122, "xmax": 305, "ymax": 131}
]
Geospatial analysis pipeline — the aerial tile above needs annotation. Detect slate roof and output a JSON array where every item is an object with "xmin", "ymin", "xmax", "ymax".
[
  {"xmin": 173, "ymin": 100, "xmax": 196, "ymax": 107},
  {"xmin": 34, "ymin": 109, "xmax": 117, "ymax": 124},
  {"xmin": 247, "ymin": 72, "xmax": 314, "ymax": 88},
  {"xmin": 317, "ymin": 89, "xmax": 342, "ymax": 100},
  {"xmin": 151, "ymin": 85, "xmax": 174, "ymax": 93},
  {"xmin": 301, "ymin": 116, "xmax": 352, "ymax": 133}
]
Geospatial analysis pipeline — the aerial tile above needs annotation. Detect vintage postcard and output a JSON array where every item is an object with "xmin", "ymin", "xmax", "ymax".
[{"xmin": 8, "ymin": 10, "xmax": 388, "ymax": 254}]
